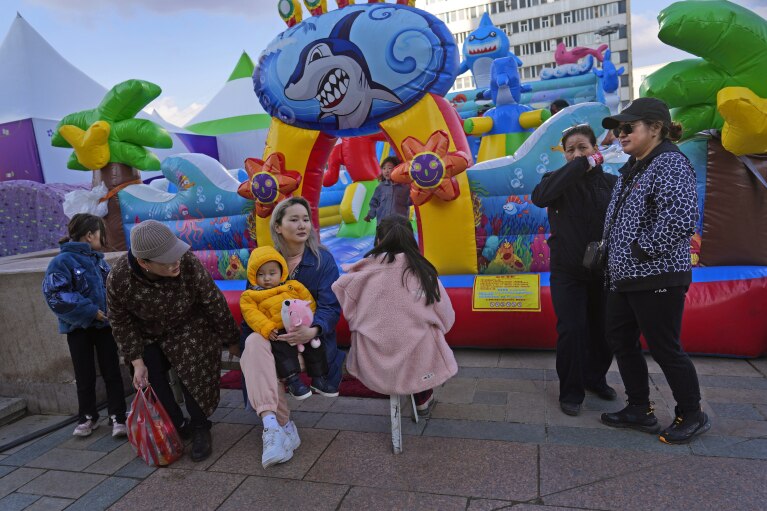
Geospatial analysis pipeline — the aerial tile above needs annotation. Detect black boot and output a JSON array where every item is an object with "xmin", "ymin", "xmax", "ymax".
[
  {"xmin": 601, "ymin": 402, "xmax": 661, "ymax": 433},
  {"xmin": 585, "ymin": 384, "xmax": 618, "ymax": 401},
  {"xmin": 190, "ymin": 426, "xmax": 212, "ymax": 462},
  {"xmin": 177, "ymin": 418, "xmax": 192, "ymax": 440},
  {"xmin": 658, "ymin": 407, "xmax": 711, "ymax": 445}
]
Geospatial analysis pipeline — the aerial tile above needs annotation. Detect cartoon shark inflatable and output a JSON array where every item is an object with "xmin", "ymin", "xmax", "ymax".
[
  {"xmin": 458, "ymin": 12, "xmax": 521, "ymax": 89},
  {"xmin": 255, "ymin": 4, "xmax": 459, "ymax": 137},
  {"xmin": 284, "ymin": 10, "xmax": 402, "ymax": 130}
]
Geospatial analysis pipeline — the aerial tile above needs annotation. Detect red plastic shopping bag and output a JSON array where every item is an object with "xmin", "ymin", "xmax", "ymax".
[{"xmin": 127, "ymin": 385, "xmax": 184, "ymax": 466}]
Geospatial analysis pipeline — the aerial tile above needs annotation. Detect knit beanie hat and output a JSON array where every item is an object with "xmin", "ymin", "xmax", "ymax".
[{"xmin": 130, "ymin": 220, "xmax": 190, "ymax": 264}]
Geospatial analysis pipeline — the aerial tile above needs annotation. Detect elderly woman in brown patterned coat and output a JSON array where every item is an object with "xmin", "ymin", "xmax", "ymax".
[{"xmin": 106, "ymin": 220, "xmax": 239, "ymax": 462}]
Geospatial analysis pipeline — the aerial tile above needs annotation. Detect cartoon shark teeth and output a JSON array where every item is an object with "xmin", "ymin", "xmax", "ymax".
[
  {"xmin": 315, "ymin": 67, "xmax": 351, "ymax": 109},
  {"xmin": 468, "ymin": 44, "xmax": 498, "ymax": 55}
]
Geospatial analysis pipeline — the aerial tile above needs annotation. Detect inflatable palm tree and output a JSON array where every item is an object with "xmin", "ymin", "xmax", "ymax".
[{"xmin": 52, "ymin": 80, "xmax": 172, "ymax": 250}]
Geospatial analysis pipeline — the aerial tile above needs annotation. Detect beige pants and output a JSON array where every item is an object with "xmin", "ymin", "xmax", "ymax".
[{"xmin": 240, "ymin": 333, "xmax": 290, "ymax": 426}]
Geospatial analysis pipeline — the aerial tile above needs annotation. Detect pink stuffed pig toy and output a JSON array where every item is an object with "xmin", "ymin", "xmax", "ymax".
[{"xmin": 281, "ymin": 299, "xmax": 321, "ymax": 353}]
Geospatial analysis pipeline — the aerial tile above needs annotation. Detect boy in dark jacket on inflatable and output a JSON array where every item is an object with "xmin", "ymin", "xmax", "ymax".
[{"xmin": 364, "ymin": 156, "xmax": 412, "ymax": 222}]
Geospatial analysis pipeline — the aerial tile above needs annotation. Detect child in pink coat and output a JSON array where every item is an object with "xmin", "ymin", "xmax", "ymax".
[{"xmin": 332, "ymin": 215, "xmax": 457, "ymax": 415}]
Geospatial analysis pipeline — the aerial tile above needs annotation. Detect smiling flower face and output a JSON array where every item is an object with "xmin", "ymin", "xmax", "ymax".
[
  {"xmin": 409, "ymin": 152, "xmax": 444, "ymax": 189},
  {"xmin": 250, "ymin": 172, "xmax": 280, "ymax": 204},
  {"xmin": 391, "ymin": 130, "xmax": 469, "ymax": 207},
  {"xmin": 237, "ymin": 153, "xmax": 302, "ymax": 218}
]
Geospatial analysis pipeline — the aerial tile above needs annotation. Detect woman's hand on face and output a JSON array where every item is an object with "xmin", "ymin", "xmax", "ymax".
[{"xmin": 277, "ymin": 325, "xmax": 319, "ymax": 346}]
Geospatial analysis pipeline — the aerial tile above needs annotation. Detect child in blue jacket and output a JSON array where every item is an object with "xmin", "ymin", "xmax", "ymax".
[
  {"xmin": 364, "ymin": 156, "xmax": 412, "ymax": 222},
  {"xmin": 42, "ymin": 214, "xmax": 127, "ymax": 438}
]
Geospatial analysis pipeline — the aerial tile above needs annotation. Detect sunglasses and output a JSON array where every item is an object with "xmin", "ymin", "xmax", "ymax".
[{"xmin": 612, "ymin": 122, "xmax": 638, "ymax": 137}]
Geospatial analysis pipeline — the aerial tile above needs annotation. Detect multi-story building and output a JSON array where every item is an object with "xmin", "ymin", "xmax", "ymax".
[{"xmin": 421, "ymin": 0, "xmax": 633, "ymax": 106}]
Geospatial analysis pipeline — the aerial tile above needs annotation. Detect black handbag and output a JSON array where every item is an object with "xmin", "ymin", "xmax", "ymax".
[
  {"xmin": 582, "ymin": 240, "xmax": 607, "ymax": 270},
  {"xmin": 583, "ymin": 165, "xmax": 642, "ymax": 270}
]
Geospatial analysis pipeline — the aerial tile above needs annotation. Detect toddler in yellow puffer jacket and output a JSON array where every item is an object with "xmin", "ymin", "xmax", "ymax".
[{"xmin": 240, "ymin": 246, "xmax": 329, "ymax": 400}]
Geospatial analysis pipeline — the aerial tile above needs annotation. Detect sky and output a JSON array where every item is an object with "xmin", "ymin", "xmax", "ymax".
[{"xmin": 1, "ymin": 0, "xmax": 765, "ymax": 126}]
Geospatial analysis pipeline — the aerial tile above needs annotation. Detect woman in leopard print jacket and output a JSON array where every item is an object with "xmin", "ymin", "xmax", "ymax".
[{"xmin": 597, "ymin": 98, "xmax": 710, "ymax": 446}]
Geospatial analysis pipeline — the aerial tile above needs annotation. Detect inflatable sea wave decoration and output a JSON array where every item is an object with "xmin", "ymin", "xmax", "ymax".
[
  {"xmin": 540, "ymin": 55, "xmax": 595, "ymax": 80},
  {"xmin": 118, "ymin": 153, "xmax": 256, "ymax": 279}
]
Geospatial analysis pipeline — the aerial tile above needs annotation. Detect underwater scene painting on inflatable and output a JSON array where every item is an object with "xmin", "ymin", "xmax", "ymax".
[{"xmin": 51, "ymin": 0, "xmax": 767, "ymax": 357}]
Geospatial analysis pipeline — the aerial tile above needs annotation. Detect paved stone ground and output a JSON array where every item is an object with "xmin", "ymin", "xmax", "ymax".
[{"xmin": 1, "ymin": 350, "xmax": 766, "ymax": 510}]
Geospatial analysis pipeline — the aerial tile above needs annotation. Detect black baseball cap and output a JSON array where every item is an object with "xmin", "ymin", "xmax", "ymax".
[{"xmin": 602, "ymin": 97, "xmax": 672, "ymax": 129}]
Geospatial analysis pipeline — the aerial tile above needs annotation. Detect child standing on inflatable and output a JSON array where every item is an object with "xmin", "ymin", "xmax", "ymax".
[
  {"xmin": 42, "ymin": 213, "xmax": 127, "ymax": 438},
  {"xmin": 364, "ymin": 157, "xmax": 412, "ymax": 223},
  {"xmin": 240, "ymin": 246, "xmax": 337, "ymax": 400},
  {"xmin": 332, "ymin": 215, "xmax": 457, "ymax": 414}
]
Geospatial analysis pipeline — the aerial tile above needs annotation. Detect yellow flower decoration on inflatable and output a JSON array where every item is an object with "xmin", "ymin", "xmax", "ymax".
[
  {"xmin": 237, "ymin": 153, "xmax": 302, "ymax": 218},
  {"xmin": 390, "ymin": 130, "xmax": 470, "ymax": 207}
]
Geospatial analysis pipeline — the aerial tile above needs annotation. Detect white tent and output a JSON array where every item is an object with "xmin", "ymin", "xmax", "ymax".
[
  {"xmin": 184, "ymin": 52, "xmax": 271, "ymax": 170},
  {"xmin": 0, "ymin": 14, "xmax": 211, "ymax": 184}
]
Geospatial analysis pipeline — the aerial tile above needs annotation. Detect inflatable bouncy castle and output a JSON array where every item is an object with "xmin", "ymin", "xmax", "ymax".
[{"xmin": 51, "ymin": 0, "xmax": 767, "ymax": 357}]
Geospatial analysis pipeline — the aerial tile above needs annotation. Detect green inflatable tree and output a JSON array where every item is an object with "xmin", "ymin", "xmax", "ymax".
[
  {"xmin": 52, "ymin": 80, "xmax": 173, "ymax": 251},
  {"xmin": 640, "ymin": 0, "xmax": 767, "ymax": 139}
]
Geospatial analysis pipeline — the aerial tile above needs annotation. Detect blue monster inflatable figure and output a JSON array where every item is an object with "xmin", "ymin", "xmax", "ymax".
[
  {"xmin": 593, "ymin": 49, "xmax": 625, "ymax": 113},
  {"xmin": 458, "ymin": 12, "xmax": 521, "ymax": 89},
  {"xmin": 593, "ymin": 49, "xmax": 625, "ymax": 94},
  {"xmin": 463, "ymin": 56, "xmax": 550, "ymax": 162}
]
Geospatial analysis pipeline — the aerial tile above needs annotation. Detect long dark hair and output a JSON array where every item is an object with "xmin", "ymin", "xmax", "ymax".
[
  {"xmin": 364, "ymin": 215, "xmax": 441, "ymax": 305},
  {"xmin": 59, "ymin": 213, "xmax": 107, "ymax": 247}
]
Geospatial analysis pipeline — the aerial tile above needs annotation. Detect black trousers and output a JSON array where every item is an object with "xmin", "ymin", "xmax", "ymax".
[
  {"xmin": 271, "ymin": 340, "xmax": 328, "ymax": 379},
  {"xmin": 606, "ymin": 286, "xmax": 701, "ymax": 413},
  {"xmin": 143, "ymin": 343, "xmax": 209, "ymax": 429},
  {"xmin": 66, "ymin": 327, "xmax": 127, "ymax": 423},
  {"xmin": 550, "ymin": 272, "xmax": 613, "ymax": 404}
]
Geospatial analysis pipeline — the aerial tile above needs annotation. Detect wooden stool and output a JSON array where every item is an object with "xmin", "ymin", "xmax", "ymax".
[{"xmin": 390, "ymin": 394, "xmax": 419, "ymax": 454}]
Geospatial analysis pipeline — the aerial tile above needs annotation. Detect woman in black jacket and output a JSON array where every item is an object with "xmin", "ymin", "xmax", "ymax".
[
  {"xmin": 599, "ymin": 97, "xmax": 709, "ymax": 445},
  {"xmin": 532, "ymin": 124, "xmax": 618, "ymax": 416}
]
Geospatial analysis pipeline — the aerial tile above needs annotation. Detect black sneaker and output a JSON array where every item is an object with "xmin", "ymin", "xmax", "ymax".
[
  {"xmin": 659, "ymin": 408, "xmax": 711, "ymax": 445},
  {"xmin": 190, "ymin": 427, "xmax": 212, "ymax": 462},
  {"xmin": 560, "ymin": 401, "xmax": 581, "ymax": 416},
  {"xmin": 585, "ymin": 384, "xmax": 618, "ymax": 401},
  {"xmin": 601, "ymin": 402, "xmax": 661, "ymax": 434},
  {"xmin": 285, "ymin": 374, "xmax": 312, "ymax": 400},
  {"xmin": 310, "ymin": 376, "xmax": 339, "ymax": 397}
]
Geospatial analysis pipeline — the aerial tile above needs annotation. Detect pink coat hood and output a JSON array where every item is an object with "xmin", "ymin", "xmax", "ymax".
[{"xmin": 332, "ymin": 254, "xmax": 457, "ymax": 395}]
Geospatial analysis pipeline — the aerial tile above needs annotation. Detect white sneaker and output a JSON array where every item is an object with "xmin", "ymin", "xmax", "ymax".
[
  {"xmin": 283, "ymin": 421, "xmax": 301, "ymax": 451},
  {"xmin": 261, "ymin": 427, "xmax": 293, "ymax": 468},
  {"xmin": 111, "ymin": 419, "xmax": 127, "ymax": 438},
  {"xmin": 73, "ymin": 416, "xmax": 99, "ymax": 437}
]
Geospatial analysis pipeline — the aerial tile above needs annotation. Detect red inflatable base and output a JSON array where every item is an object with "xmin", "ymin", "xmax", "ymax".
[{"xmin": 223, "ymin": 276, "xmax": 767, "ymax": 358}]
